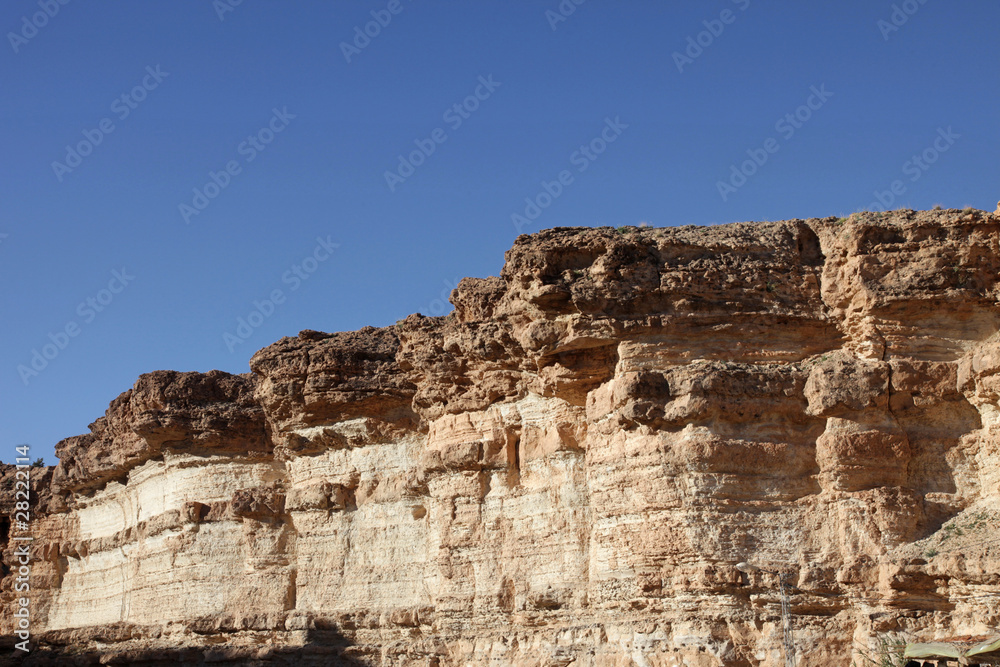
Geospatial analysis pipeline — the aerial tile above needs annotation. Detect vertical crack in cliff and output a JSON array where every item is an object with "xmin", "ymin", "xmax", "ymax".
[
  {"xmin": 286, "ymin": 568, "xmax": 297, "ymax": 610},
  {"xmin": 879, "ymin": 327, "xmax": 912, "ymax": 481},
  {"xmin": 802, "ymin": 221, "xmax": 843, "ymax": 348},
  {"xmin": 118, "ymin": 545, "xmax": 129, "ymax": 623},
  {"xmin": 507, "ymin": 428, "xmax": 521, "ymax": 488}
]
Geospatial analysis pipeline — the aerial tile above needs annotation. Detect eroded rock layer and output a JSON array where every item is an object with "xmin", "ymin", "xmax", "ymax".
[{"xmin": 3, "ymin": 209, "xmax": 1000, "ymax": 666}]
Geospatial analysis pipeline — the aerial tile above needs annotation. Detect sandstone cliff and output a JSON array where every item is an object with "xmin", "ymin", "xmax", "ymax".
[{"xmin": 3, "ymin": 208, "xmax": 999, "ymax": 666}]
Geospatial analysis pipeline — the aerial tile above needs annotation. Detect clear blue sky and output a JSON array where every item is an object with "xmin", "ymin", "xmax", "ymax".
[{"xmin": 2, "ymin": 1, "xmax": 998, "ymax": 464}]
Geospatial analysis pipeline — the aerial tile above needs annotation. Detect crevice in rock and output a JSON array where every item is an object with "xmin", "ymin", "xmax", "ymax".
[
  {"xmin": 507, "ymin": 430, "xmax": 521, "ymax": 488},
  {"xmin": 286, "ymin": 569, "xmax": 297, "ymax": 611},
  {"xmin": 881, "ymin": 337, "xmax": 912, "ymax": 462},
  {"xmin": 797, "ymin": 224, "xmax": 825, "ymax": 267}
]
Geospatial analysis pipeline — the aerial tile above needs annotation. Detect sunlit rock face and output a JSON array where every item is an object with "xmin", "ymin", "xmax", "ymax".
[{"xmin": 3, "ymin": 209, "xmax": 1000, "ymax": 666}]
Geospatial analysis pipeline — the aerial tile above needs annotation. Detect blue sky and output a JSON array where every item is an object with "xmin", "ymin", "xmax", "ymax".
[{"xmin": 2, "ymin": 1, "xmax": 998, "ymax": 464}]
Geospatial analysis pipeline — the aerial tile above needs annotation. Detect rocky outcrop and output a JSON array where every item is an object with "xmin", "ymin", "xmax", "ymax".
[
  {"xmin": 52, "ymin": 370, "xmax": 269, "ymax": 495},
  {"xmin": 3, "ymin": 209, "xmax": 1000, "ymax": 666}
]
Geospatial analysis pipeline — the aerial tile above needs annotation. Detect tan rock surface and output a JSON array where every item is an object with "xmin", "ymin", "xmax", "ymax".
[{"xmin": 2, "ymin": 208, "xmax": 1000, "ymax": 666}]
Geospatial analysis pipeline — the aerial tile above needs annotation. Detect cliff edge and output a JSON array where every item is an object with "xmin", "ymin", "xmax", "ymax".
[{"xmin": 3, "ymin": 208, "xmax": 1000, "ymax": 666}]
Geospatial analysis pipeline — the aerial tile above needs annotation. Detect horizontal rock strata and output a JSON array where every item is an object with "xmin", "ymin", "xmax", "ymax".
[{"xmin": 2, "ymin": 208, "xmax": 1000, "ymax": 666}]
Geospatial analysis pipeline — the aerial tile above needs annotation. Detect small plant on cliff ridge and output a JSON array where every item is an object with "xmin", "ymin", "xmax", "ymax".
[
  {"xmin": 967, "ymin": 511, "xmax": 988, "ymax": 531},
  {"xmin": 616, "ymin": 226, "xmax": 629, "ymax": 234},
  {"xmin": 942, "ymin": 522, "xmax": 964, "ymax": 539},
  {"xmin": 31, "ymin": 457, "xmax": 44, "ymax": 467}
]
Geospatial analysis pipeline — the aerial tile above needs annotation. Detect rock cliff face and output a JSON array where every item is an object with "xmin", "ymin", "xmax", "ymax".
[{"xmin": 3, "ymin": 209, "xmax": 1000, "ymax": 666}]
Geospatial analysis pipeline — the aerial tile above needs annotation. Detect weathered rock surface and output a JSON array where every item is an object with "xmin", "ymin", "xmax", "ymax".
[{"xmin": 3, "ymin": 209, "xmax": 1000, "ymax": 666}]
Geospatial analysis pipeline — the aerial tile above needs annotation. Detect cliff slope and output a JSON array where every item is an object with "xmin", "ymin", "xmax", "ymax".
[{"xmin": 3, "ymin": 209, "xmax": 1000, "ymax": 666}]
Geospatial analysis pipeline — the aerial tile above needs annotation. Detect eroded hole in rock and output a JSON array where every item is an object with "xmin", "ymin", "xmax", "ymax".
[
  {"xmin": 857, "ymin": 225, "xmax": 906, "ymax": 252},
  {"xmin": 507, "ymin": 430, "xmax": 521, "ymax": 487},
  {"xmin": 285, "ymin": 569, "xmax": 297, "ymax": 610},
  {"xmin": 797, "ymin": 225, "xmax": 825, "ymax": 266},
  {"xmin": 498, "ymin": 578, "xmax": 515, "ymax": 613}
]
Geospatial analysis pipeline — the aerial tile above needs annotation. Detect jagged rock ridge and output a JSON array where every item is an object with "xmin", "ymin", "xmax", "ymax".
[{"xmin": 2, "ymin": 209, "xmax": 1000, "ymax": 666}]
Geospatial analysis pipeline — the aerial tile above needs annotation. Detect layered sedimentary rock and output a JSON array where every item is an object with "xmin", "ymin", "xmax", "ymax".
[{"xmin": 2, "ymin": 208, "xmax": 1000, "ymax": 666}]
